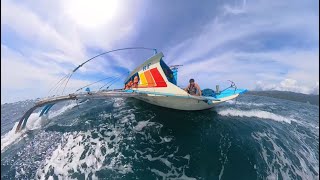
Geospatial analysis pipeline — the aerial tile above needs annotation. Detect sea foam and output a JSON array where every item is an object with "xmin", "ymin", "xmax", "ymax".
[
  {"xmin": 217, "ymin": 108, "xmax": 295, "ymax": 124},
  {"xmin": 1, "ymin": 102, "xmax": 78, "ymax": 152}
]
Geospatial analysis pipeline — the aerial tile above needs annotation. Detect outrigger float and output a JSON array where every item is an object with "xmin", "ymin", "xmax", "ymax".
[{"xmin": 15, "ymin": 48, "xmax": 247, "ymax": 133}]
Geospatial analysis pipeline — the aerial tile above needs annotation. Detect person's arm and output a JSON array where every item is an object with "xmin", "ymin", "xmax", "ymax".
[
  {"xmin": 184, "ymin": 84, "xmax": 190, "ymax": 92},
  {"xmin": 196, "ymin": 83, "xmax": 202, "ymax": 96}
]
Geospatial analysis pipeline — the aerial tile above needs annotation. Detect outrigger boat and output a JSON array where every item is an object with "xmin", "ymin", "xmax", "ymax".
[{"xmin": 15, "ymin": 48, "xmax": 247, "ymax": 133}]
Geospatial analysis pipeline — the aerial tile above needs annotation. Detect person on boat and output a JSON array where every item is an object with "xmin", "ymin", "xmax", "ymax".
[
  {"xmin": 124, "ymin": 82, "xmax": 130, "ymax": 89},
  {"xmin": 184, "ymin": 78, "xmax": 202, "ymax": 96},
  {"xmin": 125, "ymin": 80, "xmax": 133, "ymax": 89},
  {"xmin": 132, "ymin": 75, "xmax": 139, "ymax": 88}
]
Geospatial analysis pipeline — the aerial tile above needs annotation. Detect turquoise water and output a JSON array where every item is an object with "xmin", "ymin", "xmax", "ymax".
[{"xmin": 1, "ymin": 93, "xmax": 319, "ymax": 179}]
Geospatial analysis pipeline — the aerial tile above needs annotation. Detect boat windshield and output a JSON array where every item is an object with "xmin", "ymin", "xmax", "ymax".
[{"xmin": 160, "ymin": 59, "xmax": 177, "ymax": 85}]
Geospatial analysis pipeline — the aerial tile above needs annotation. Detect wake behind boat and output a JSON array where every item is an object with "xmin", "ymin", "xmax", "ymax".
[{"xmin": 15, "ymin": 48, "xmax": 247, "ymax": 133}]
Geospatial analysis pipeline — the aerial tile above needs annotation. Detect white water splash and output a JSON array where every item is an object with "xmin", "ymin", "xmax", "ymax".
[
  {"xmin": 217, "ymin": 108, "xmax": 295, "ymax": 124},
  {"xmin": 36, "ymin": 106, "xmax": 138, "ymax": 179},
  {"xmin": 159, "ymin": 136, "xmax": 173, "ymax": 143},
  {"xmin": 218, "ymin": 134, "xmax": 231, "ymax": 180},
  {"xmin": 226, "ymin": 100, "xmax": 275, "ymax": 107},
  {"xmin": 1, "ymin": 102, "xmax": 78, "ymax": 152},
  {"xmin": 36, "ymin": 129, "xmax": 132, "ymax": 179},
  {"xmin": 113, "ymin": 98, "xmax": 125, "ymax": 108},
  {"xmin": 1, "ymin": 122, "xmax": 28, "ymax": 153},
  {"xmin": 134, "ymin": 120, "xmax": 156, "ymax": 131},
  {"xmin": 252, "ymin": 130, "xmax": 319, "ymax": 179}
]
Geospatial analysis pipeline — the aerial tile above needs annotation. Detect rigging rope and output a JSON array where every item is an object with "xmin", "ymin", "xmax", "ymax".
[
  {"xmin": 62, "ymin": 73, "xmax": 73, "ymax": 95},
  {"xmin": 75, "ymin": 76, "xmax": 114, "ymax": 92},
  {"xmin": 48, "ymin": 73, "xmax": 71, "ymax": 96},
  {"xmin": 99, "ymin": 72, "xmax": 128, "ymax": 91},
  {"xmin": 56, "ymin": 47, "xmax": 156, "ymax": 95},
  {"xmin": 54, "ymin": 73, "xmax": 72, "ymax": 96},
  {"xmin": 72, "ymin": 47, "xmax": 157, "ymax": 74}
]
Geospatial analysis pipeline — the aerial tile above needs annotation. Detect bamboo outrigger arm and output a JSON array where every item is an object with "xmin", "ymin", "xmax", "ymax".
[
  {"xmin": 14, "ymin": 89, "xmax": 224, "ymax": 133},
  {"xmin": 14, "ymin": 90, "xmax": 144, "ymax": 133}
]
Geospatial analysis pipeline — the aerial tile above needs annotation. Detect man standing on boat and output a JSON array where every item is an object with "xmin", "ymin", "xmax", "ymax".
[{"xmin": 184, "ymin": 79, "xmax": 202, "ymax": 96}]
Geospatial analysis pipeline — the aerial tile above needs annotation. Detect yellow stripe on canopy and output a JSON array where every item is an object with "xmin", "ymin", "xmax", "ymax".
[{"xmin": 139, "ymin": 72, "xmax": 148, "ymax": 86}]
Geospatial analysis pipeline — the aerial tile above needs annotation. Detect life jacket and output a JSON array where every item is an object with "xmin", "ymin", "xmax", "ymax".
[{"xmin": 188, "ymin": 84, "xmax": 197, "ymax": 95}]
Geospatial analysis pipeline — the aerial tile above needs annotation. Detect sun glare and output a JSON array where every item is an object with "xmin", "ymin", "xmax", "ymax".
[{"xmin": 64, "ymin": 0, "xmax": 119, "ymax": 29}]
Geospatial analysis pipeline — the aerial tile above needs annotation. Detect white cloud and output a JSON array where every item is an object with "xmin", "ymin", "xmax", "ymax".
[
  {"xmin": 167, "ymin": 0, "xmax": 317, "ymax": 65},
  {"xmin": 166, "ymin": 0, "xmax": 318, "ymax": 94},
  {"xmin": 223, "ymin": 0, "xmax": 247, "ymax": 15},
  {"xmin": 1, "ymin": 0, "xmax": 143, "ymax": 103},
  {"xmin": 1, "ymin": 45, "xmax": 99, "ymax": 103},
  {"xmin": 175, "ymin": 49, "xmax": 318, "ymax": 93},
  {"xmin": 1, "ymin": 0, "xmax": 140, "ymax": 68},
  {"xmin": 1, "ymin": 0, "xmax": 85, "ymax": 65},
  {"xmin": 1, "ymin": 0, "xmax": 318, "ymax": 103},
  {"xmin": 255, "ymin": 79, "xmax": 319, "ymax": 95}
]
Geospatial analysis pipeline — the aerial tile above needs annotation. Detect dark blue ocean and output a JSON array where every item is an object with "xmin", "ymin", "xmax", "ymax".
[{"xmin": 1, "ymin": 92, "xmax": 319, "ymax": 179}]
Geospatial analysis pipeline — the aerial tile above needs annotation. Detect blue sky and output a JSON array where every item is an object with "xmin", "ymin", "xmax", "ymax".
[{"xmin": 1, "ymin": 0, "xmax": 319, "ymax": 103}]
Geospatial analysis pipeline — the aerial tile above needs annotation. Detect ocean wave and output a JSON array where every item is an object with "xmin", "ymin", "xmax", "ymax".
[
  {"xmin": 35, "ymin": 104, "xmax": 197, "ymax": 179},
  {"xmin": 252, "ymin": 130, "xmax": 319, "ymax": 179},
  {"xmin": 112, "ymin": 98, "xmax": 125, "ymax": 108},
  {"xmin": 2, "ymin": 93, "xmax": 318, "ymax": 179},
  {"xmin": 226, "ymin": 100, "xmax": 275, "ymax": 107},
  {"xmin": 134, "ymin": 120, "xmax": 156, "ymax": 131},
  {"xmin": 217, "ymin": 108, "xmax": 295, "ymax": 124},
  {"xmin": 1, "ymin": 102, "xmax": 78, "ymax": 153},
  {"xmin": 218, "ymin": 134, "xmax": 231, "ymax": 180},
  {"xmin": 36, "ymin": 130, "xmax": 132, "ymax": 179}
]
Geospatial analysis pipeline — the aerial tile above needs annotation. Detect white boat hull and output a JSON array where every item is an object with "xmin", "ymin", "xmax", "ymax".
[{"xmin": 135, "ymin": 94, "xmax": 239, "ymax": 111}]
